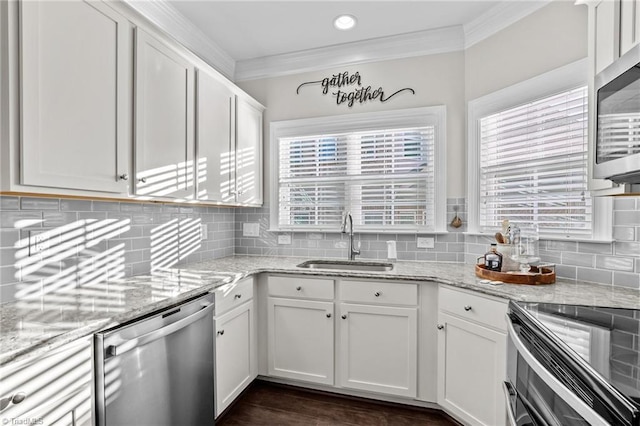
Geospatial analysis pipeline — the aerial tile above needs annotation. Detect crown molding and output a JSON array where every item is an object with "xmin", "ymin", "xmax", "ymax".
[
  {"xmin": 122, "ymin": 0, "xmax": 236, "ymax": 80},
  {"xmin": 121, "ymin": 0, "xmax": 554, "ymax": 82},
  {"xmin": 234, "ymin": 26, "xmax": 465, "ymax": 82},
  {"xmin": 463, "ymin": 0, "xmax": 553, "ymax": 49}
]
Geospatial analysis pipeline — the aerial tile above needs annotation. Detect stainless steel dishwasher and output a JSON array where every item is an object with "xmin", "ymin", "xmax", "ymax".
[{"xmin": 94, "ymin": 292, "xmax": 215, "ymax": 426}]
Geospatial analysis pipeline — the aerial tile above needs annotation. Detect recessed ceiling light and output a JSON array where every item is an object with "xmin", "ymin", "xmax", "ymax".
[{"xmin": 334, "ymin": 14, "xmax": 357, "ymax": 31}]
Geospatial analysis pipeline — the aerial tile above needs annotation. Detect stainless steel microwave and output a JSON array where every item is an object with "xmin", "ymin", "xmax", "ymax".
[{"xmin": 594, "ymin": 43, "xmax": 640, "ymax": 184}]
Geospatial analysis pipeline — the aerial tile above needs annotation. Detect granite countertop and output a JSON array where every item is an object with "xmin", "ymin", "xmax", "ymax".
[{"xmin": 2, "ymin": 255, "xmax": 640, "ymax": 367}]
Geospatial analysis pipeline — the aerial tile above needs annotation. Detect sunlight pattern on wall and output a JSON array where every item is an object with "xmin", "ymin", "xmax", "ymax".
[
  {"xmin": 12, "ymin": 218, "xmax": 131, "ymax": 301},
  {"xmin": 150, "ymin": 218, "xmax": 202, "ymax": 273}
]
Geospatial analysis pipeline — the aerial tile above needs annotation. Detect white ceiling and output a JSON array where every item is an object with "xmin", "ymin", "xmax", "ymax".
[
  {"xmin": 135, "ymin": 0, "xmax": 551, "ymax": 80},
  {"xmin": 169, "ymin": 1, "xmax": 503, "ymax": 62}
]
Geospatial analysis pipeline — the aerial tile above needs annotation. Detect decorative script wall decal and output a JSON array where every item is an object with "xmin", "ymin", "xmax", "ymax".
[{"xmin": 296, "ymin": 71, "xmax": 415, "ymax": 107}]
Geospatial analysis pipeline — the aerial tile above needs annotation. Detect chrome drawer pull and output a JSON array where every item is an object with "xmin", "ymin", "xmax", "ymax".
[{"xmin": 464, "ymin": 305, "xmax": 472, "ymax": 311}]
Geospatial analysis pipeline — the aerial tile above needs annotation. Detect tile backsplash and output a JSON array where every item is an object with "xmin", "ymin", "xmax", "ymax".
[
  {"xmin": 238, "ymin": 197, "xmax": 640, "ymax": 289},
  {"xmin": 1, "ymin": 194, "xmax": 639, "ymax": 304},
  {"xmin": 234, "ymin": 198, "xmax": 467, "ymax": 262},
  {"xmin": 0, "ymin": 196, "xmax": 235, "ymax": 303}
]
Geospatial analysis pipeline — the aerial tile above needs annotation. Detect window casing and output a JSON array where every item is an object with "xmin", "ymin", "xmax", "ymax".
[
  {"xmin": 271, "ymin": 107, "xmax": 446, "ymax": 233},
  {"xmin": 479, "ymin": 86, "xmax": 591, "ymax": 236},
  {"xmin": 468, "ymin": 59, "xmax": 610, "ymax": 240}
]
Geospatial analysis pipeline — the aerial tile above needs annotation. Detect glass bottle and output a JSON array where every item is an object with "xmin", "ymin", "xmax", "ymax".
[{"xmin": 484, "ymin": 243, "xmax": 503, "ymax": 271}]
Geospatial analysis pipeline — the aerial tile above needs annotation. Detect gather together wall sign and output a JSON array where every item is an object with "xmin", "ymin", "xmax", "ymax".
[{"xmin": 296, "ymin": 71, "xmax": 415, "ymax": 107}]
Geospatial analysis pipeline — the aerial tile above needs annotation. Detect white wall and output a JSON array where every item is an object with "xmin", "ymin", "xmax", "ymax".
[
  {"xmin": 237, "ymin": 0, "xmax": 588, "ymax": 203},
  {"xmin": 238, "ymin": 52, "xmax": 466, "ymax": 199},
  {"xmin": 465, "ymin": 0, "xmax": 588, "ymax": 102}
]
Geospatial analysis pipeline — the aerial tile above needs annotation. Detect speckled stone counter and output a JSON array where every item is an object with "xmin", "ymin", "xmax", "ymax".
[{"xmin": 2, "ymin": 255, "xmax": 640, "ymax": 366}]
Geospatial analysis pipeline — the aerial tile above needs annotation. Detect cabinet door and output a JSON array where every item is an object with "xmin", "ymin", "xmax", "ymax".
[
  {"xmin": 0, "ymin": 337, "xmax": 92, "ymax": 426},
  {"xmin": 267, "ymin": 297, "xmax": 333, "ymax": 385},
  {"xmin": 437, "ymin": 312, "xmax": 506, "ymax": 426},
  {"xmin": 338, "ymin": 303, "xmax": 417, "ymax": 397},
  {"xmin": 134, "ymin": 29, "xmax": 194, "ymax": 199},
  {"xmin": 620, "ymin": 0, "xmax": 640, "ymax": 55},
  {"xmin": 215, "ymin": 300, "xmax": 256, "ymax": 417},
  {"xmin": 593, "ymin": 0, "xmax": 621, "ymax": 73},
  {"xmin": 20, "ymin": 0, "xmax": 130, "ymax": 193},
  {"xmin": 235, "ymin": 98, "xmax": 263, "ymax": 205},
  {"xmin": 196, "ymin": 70, "xmax": 236, "ymax": 203}
]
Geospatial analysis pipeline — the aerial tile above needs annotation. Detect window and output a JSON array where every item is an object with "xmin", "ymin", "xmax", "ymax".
[
  {"xmin": 271, "ymin": 107, "xmax": 446, "ymax": 232},
  {"xmin": 480, "ymin": 86, "xmax": 591, "ymax": 236},
  {"xmin": 468, "ymin": 59, "xmax": 609, "ymax": 240}
]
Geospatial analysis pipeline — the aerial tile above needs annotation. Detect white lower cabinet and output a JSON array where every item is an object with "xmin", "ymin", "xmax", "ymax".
[
  {"xmin": 215, "ymin": 301, "xmax": 255, "ymax": 416},
  {"xmin": 266, "ymin": 276, "xmax": 335, "ymax": 385},
  {"xmin": 214, "ymin": 278, "xmax": 256, "ymax": 417},
  {"xmin": 267, "ymin": 297, "xmax": 334, "ymax": 385},
  {"xmin": 0, "ymin": 337, "xmax": 93, "ymax": 426},
  {"xmin": 437, "ymin": 285, "xmax": 507, "ymax": 426},
  {"xmin": 338, "ymin": 303, "xmax": 417, "ymax": 397},
  {"xmin": 337, "ymin": 279, "xmax": 418, "ymax": 398}
]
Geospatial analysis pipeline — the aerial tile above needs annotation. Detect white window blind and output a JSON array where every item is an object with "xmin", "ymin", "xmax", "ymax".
[
  {"xmin": 278, "ymin": 127, "xmax": 435, "ymax": 231},
  {"xmin": 479, "ymin": 86, "xmax": 592, "ymax": 237}
]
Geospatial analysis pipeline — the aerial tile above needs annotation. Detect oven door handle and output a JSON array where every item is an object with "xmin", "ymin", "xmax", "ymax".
[
  {"xmin": 503, "ymin": 381, "xmax": 519, "ymax": 426},
  {"xmin": 506, "ymin": 316, "xmax": 609, "ymax": 426}
]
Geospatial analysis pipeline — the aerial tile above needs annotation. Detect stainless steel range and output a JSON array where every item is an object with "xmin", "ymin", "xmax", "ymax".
[{"xmin": 505, "ymin": 301, "xmax": 640, "ymax": 426}]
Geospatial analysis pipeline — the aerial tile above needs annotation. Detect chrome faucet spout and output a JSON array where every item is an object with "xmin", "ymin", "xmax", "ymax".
[{"xmin": 341, "ymin": 212, "xmax": 360, "ymax": 260}]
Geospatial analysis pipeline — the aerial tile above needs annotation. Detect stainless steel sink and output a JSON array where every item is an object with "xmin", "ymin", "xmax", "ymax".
[{"xmin": 296, "ymin": 259, "xmax": 394, "ymax": 272}]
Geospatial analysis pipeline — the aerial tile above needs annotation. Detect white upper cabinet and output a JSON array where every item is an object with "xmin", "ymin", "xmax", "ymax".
[
  {"xmin": 6, "ymin": 0, "xmax": 263, "ymax": 203},
  {"xmin": 235, "ymin": 97, "xmax": 263, "ymax": 205},
  {"xmin": 196, "ymin": 70, "xmax": 264, "ymax": 206},
  {"xmin": 592, "ymin": 0, "xmax": 620, "ymax": 74},
  {"xmin": 591, "ymin": 0, "xmax": 640, "ymax": 73},
  {"xmin": 196, "ymin": 70, "xmax": 236, "ymax": 203},
  {"xmin": 134, "ymin": 28, "xmax": 195, "ymax": 199},
  {"xmin": 19, "ymin": 0, "xmax": 131, "ymax": 193},
  {"xmin": 620, "ymin": 0, "xmax": 640, "ymax": 55}
]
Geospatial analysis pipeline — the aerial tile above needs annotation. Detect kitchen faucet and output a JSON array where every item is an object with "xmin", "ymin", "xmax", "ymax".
[{"xmin": 341, "ymin": 212, "xmax": 360, "ymax": 260}]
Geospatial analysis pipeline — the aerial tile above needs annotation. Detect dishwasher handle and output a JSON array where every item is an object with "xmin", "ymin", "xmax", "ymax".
[{"xmin": 106, "ymin": 300, "xmax": 214, "ymax": 358}]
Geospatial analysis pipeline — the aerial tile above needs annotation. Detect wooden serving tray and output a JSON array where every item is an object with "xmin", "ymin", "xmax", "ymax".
[{"xmin": 475, "ymin": 264, "xmax": 556, "ymax": 285}]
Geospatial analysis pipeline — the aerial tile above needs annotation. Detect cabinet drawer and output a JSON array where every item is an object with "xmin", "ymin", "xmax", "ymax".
[
  {"xmin": 268, "ymin": 276, "xmax": 334, "ymax": 300},
  {"xmin": 215, "ymin": 277, "xmax": 254, "ymax": 315},
  {"xmin": 340, "ymin": 280, "xmax": 417, "ymax": 306},
  {"xmin": 438, "ymin": 286, "xmax": 507, "ymax": 331}
]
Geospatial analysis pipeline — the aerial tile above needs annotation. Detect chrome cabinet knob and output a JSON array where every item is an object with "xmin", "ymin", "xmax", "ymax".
[
  {"xmin": 326, "ymin": 313, "xmax": 332, "ymax": 318},
  {"xmin": 464, "ymin": 305, "xmax": 472, "ymax": 311},
  {"xmin": 138, "ymin": 177, "xmax": 147, "ymax": 183},
  {"xmin": 296, "ymin": 286, "xmax": 302, "ymax": 291},
  {"xmin": 11, "ymin": 393, "xmax": 26, "ymax": 404},
  {"xmin": 234, "ymin": 294, "xmax": 242, "ymax": 299},
  {"xmin": 374, "ymin": 291, "xmax": 381, "ymax": 297},
  {"xmin": 437, "ymin": 324, "xmax": 444, "ymax": 330},
  {"xmin": 217, "ymin": 330, "xmax": 224, "ymax": 336},
  {"xmin": 341, "ymin": 314, "xmax": 347, "ymax": 319},
  {"xmin": 118, "ymin": 173, "xmax": 129, "ymax": 181}
]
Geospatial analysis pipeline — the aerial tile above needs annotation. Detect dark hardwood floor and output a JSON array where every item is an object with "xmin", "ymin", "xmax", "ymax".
[{"xmin": 217, "ymin": 380, "xmax": 460, "ymax": 426}]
